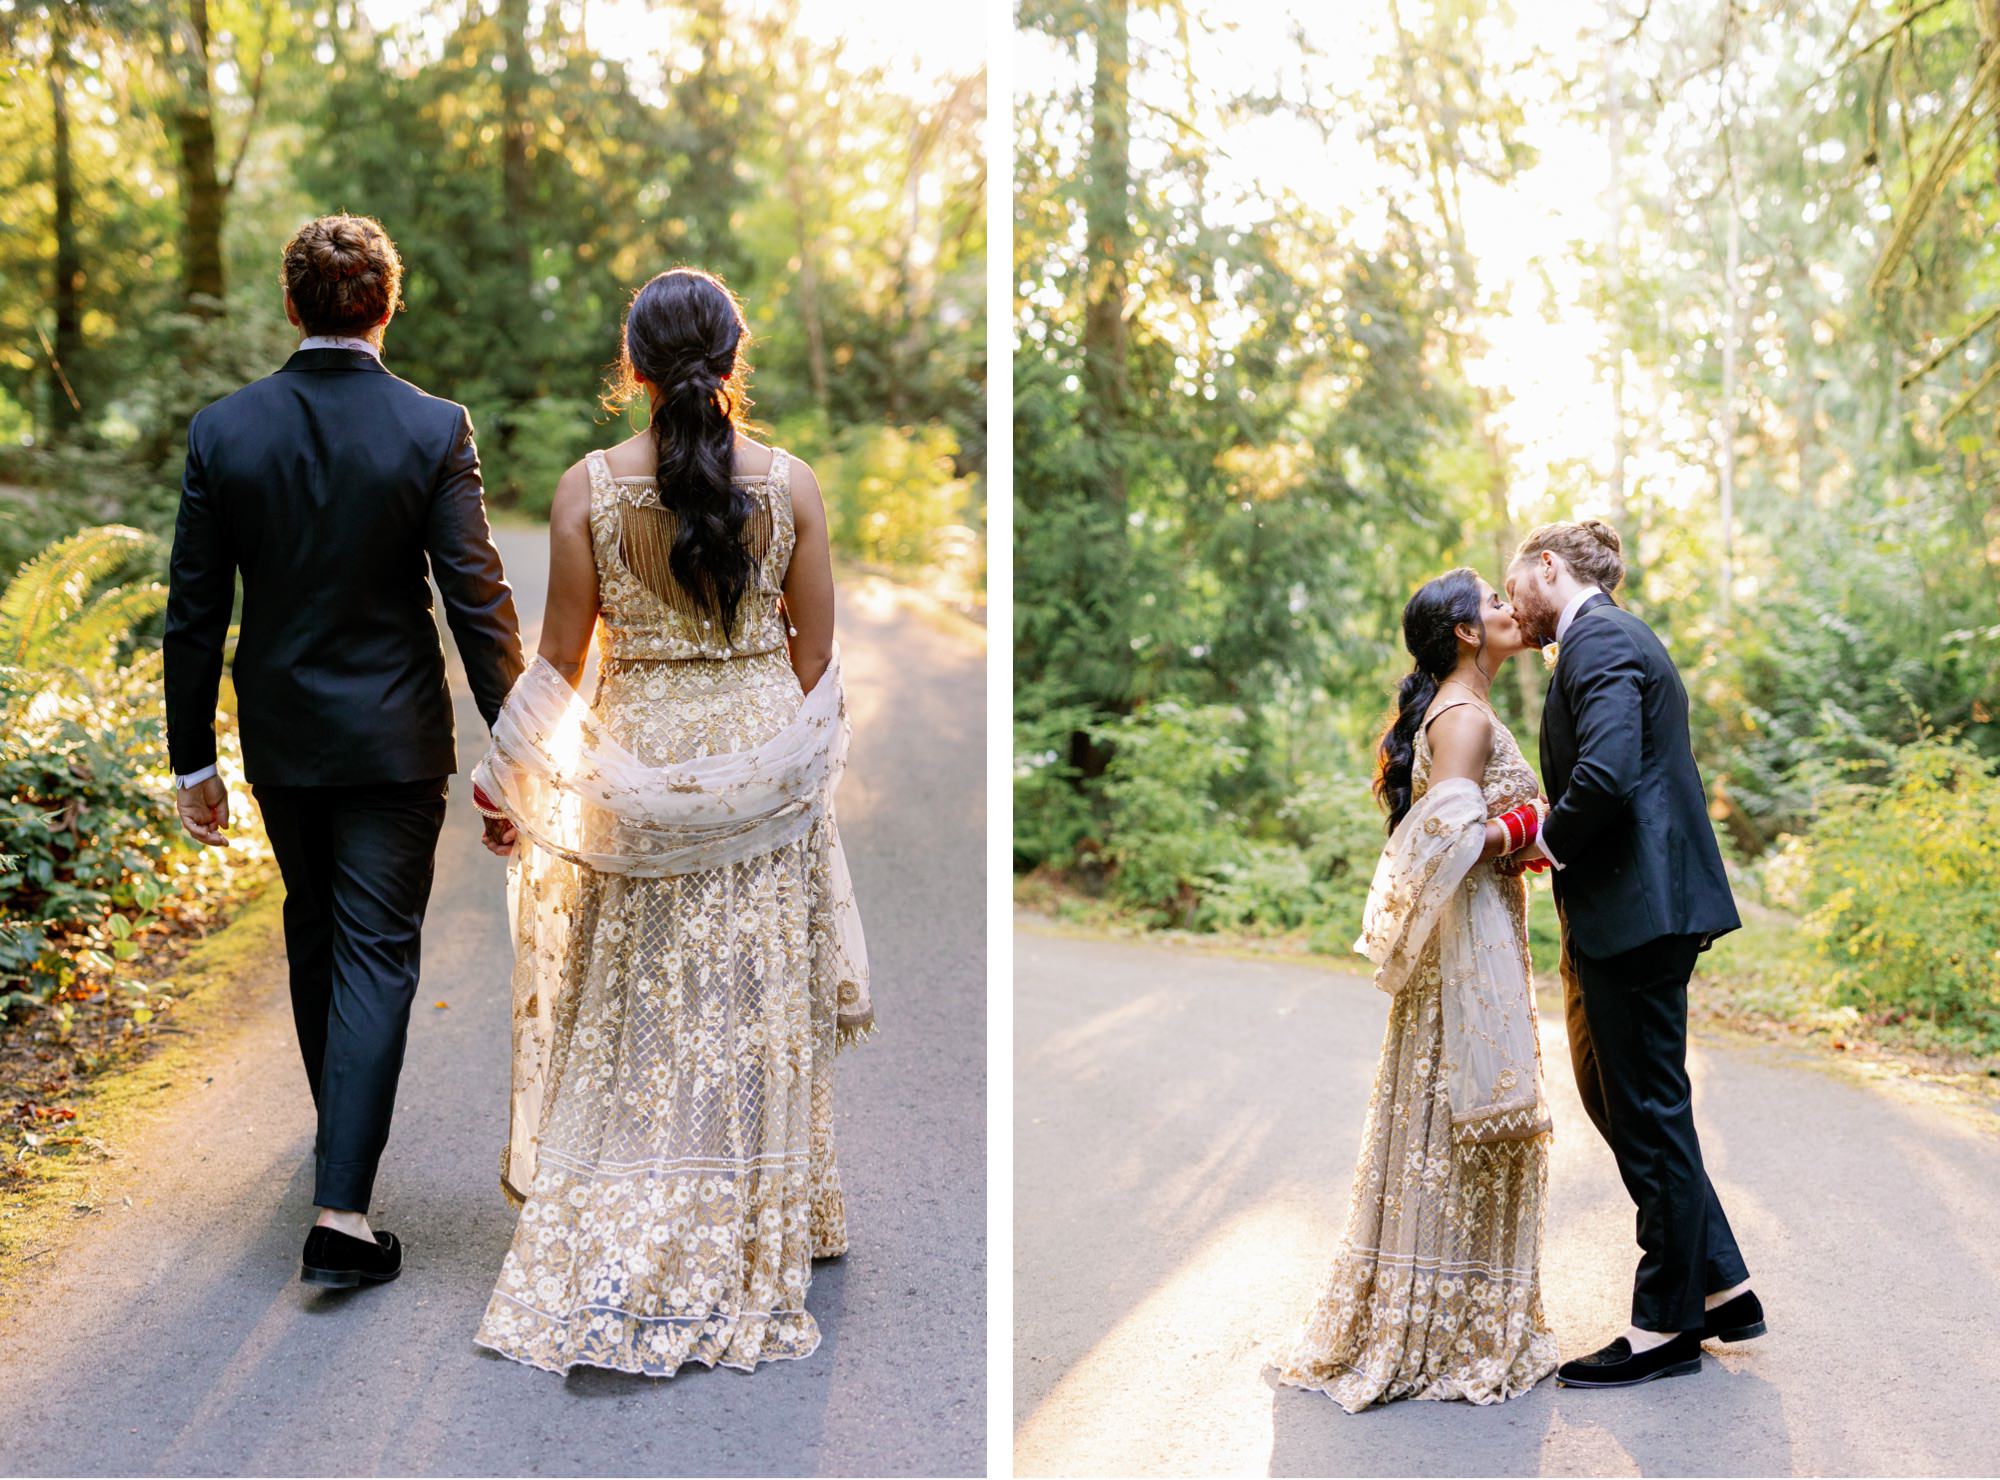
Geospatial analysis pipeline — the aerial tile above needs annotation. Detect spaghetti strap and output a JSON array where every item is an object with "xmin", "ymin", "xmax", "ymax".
[{"xmin": 1420, "ymin": 698, "xmax": 1481, "ymax": 735}]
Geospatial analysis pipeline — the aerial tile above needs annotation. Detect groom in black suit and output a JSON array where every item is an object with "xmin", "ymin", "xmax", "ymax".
[
  {"xmin": 164, "ymin": 214, "xmax": 523, "ymax": 1288},
  {"xmin": 1505, "ymin": 519, "xmax": 1764, "ymax": 1389}
]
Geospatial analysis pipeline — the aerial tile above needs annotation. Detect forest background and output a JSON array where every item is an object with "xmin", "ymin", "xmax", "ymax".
[{"xmin": 1014, "ymin": 0, "xmax": 2000, "ymax": 1072}]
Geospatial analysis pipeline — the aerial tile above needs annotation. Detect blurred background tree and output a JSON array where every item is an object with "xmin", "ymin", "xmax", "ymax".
[{"xmin": 1015, "ymin": 0, "xmax": 2000, "ymax": 1057}]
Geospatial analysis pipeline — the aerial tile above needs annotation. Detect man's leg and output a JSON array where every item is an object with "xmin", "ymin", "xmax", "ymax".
[
  {"xmin": 1572, "ymin": 935, "xmax": 1726, "ymax": 1335},
  {"xmin": 254, "ymin": 787, "xmax": 338, "ymax": 1112},
  {"xmin": 311, "ymin": 779, "xmax": 447, "ymax": 1215},
  {"xmin": 1557, "ymin": 895, "xmax": 1612, "ymax": 1144}
]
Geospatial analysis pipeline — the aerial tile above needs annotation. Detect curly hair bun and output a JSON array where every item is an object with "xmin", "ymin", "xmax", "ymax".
[
  {"xmin": 1515, "ymin": 517, "xmax": 1626, "ymax": 593},
  {"xmin": 1579, "ymin": 517, "xmax": 1622, "ymax": 556},
  {"xmin": 310, "ymin": 224, "xmax": 374, "ymax": 280},
  {"xmin": 282, "ymin": 213, "xmax": 403, "ymax": 335}
]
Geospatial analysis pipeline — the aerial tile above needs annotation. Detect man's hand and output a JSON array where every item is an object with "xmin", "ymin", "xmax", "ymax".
[
  {"xmin": 480, "ymin": 814, "xmax": 518, "ymax": 858},
  {"xmin": 176, "ymin": 774, "xmax": 230, "ymax": 847}
]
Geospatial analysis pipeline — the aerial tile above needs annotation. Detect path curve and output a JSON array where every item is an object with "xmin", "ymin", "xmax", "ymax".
[
  {"xmin": 1014, "ymin": 921, "xmax": 2000, "ymax": 1478},
  {"xmin": 0, "ymin": 527, "xmax": 986, "ymax": 1478}
]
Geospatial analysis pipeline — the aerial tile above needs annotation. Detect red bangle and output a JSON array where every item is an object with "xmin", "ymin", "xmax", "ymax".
[{"xmin": 1496, "ymin": 803, "xmax": 1540, "ymax": 853}]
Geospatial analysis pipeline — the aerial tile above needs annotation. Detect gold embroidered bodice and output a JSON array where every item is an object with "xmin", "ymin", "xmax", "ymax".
[
  {"xmin": 585, "ymin": 446, "xmax": 795, "ymax": 661},
  {"xmin": 1412, "ymin": 697, "xmax": 1539, "ymax": 821}
]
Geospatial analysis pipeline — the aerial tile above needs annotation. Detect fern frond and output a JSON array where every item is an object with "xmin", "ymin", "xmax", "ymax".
[
  {"xmin": 46, "ymin": 582, "xmax": 170, "ymax": 672},
  {"xmin": 0, "ymin": 525, "xmax": 162, "ymax": 670}
]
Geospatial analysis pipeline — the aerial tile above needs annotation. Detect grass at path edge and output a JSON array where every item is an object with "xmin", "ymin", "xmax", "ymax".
[{"xmin": 0, "ymin": 873, "xmax": 283, "ymax": 1299}]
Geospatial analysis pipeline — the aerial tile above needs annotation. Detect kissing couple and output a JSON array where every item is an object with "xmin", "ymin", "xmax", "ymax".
[
  {"xmin": 163, "ymin": 213, "xmax": 872, "ymax": 1377},
  {"xmin": 1278, "ymin": 518, "xmax": 1763, "ymax": 1410}
]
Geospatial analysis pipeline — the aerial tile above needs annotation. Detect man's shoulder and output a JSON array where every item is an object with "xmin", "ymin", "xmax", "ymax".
[
  {"xmin": 1569, "ymin": 602, "xmax": 1675, "ymax": 676},
  {"xmin": 381, "ymin": 369, "xmax": 467, "ymax": 423},
  {"xmin": 189, "ymin": 368, "xmax": 288, "ymax": 429}
]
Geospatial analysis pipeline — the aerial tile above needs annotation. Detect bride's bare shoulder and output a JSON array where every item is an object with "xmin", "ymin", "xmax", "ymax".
[
  {"xmin": 598, "ymin": 431, "xmax": 655, "ymax": 479},
  {"xmin": 732, "ymin": 433, "xmax": 777, "ymax": 478}
]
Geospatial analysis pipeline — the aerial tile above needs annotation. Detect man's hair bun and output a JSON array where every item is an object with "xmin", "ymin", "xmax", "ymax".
[
  {"xmin": 1514, "ymin": 517, "xmax": 1626, "ymax": 592},
  {"xmin": 282, "ymin": 213, "xmax": 403, "ymax": 336},
  {"xmin": 1579, "ymin": 518, "xmax": 1622, "ymax": 556}
]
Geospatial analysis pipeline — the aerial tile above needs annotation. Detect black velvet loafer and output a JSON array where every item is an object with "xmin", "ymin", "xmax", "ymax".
[
  {"xmin": 1556, "ymin": 1330, "xmax": 1702, "ymax": 1388},
  {"xmin": 301, "ymin": 1226, "xmax": 402, "ymax": 1288},
  {"xmin": 1701, "ymin": 1288, "xmax": 1767, "ymax": 1343}
]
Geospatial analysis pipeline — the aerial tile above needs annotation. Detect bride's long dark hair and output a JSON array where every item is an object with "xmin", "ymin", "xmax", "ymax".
[
  {"xmin": 1375, "ymin": 567, "xmax": 1486, "ymax": 833},
  {"xmin": 609, "ymin": 268, "xmax": 758, "ymax": 633}
]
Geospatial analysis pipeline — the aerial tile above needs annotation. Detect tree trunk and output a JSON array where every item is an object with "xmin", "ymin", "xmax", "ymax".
[
  {"xmin": 1719, "ymin": 167, "xmax": 1740, "ymax": 624},
  {"xmin": 1602, "ymin": 4, "xmax": 1635, "ymax": 595},
  {"xmin": 499, "ymin": 0, "xmax": 534, "ymax": 399},
  {"xmin": 781, "ymin": 131, "xmax": 831, "ymax": 415},
  {"xmin": 1082, "ymin": 0, "xmax": 1132, "ymax": 510},
  {"xmin": 48, "ymin": 15, "xmax": 82, "ymax": 436},
  {"xmin": 1066, "ymin": 0, "xmax": 1137, "ymax": 774},
  {"xmin": 173, "ymin": 0, "xmax": 225, "ymax": 312}
]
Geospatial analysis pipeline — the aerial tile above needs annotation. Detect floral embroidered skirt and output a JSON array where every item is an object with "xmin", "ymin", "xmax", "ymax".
[
  {"xmin": 1279, "ymin": 946, "xmax": 1557, "ymax": 1411},
  {"xmin": 475, "ymin": 651, "xmax": 848, "ymax": 1376}
]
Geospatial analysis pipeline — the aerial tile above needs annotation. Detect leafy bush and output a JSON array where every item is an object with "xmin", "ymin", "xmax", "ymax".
[
  {"xmin": 0, "ymin": 526, "xmax": 258, "ymax": 1018},
  {"xmin": 1012, "ymin": 692, "xmax": 1100, "ymax": 872},
  {"xmin": 1090, "ymin": 700, "xmax": 1248, "ymax": 924},
  {"xmin": 1788, "ymin": 736, "xmax": 2000, "ymax": 1044},
  {"xmin": 806, "ymin": 420, "xmax": 984, "ymax": 599}
]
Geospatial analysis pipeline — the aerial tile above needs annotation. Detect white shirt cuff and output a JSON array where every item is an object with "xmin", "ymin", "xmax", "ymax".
[
  {"xmin": 1541, "ymin": 836, "xmax": 1563, "ymax": 870},
  {"xmin": 176, "ymin": 765, "xmax": 219, "ymax": 789}
]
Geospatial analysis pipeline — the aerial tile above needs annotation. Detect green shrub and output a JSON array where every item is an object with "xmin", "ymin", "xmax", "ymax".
[
  {"xmin": 490, "ymin": 396, "xmax": 615, "ymax": 515},
  {"xmin": 804, "ymin": 420, "xmax": 984, "ymax": 598},
  {"xmin": 1792, "ymin": 736, "xmax": 2000, "ymax": 1042},
  {"xmin": 0, "ymin": 525, "xmax": 255, "ymax": 1017},
  {"xmin": 1012, "ymin": 694, "xmax": 1099, "ymax": 872},
  {"xmin": 1090, "ymin": 700, "xmax": 1248, "ymax": 924}
]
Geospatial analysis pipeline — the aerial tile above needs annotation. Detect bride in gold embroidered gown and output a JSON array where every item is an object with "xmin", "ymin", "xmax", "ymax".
[
  {"xmin": 469, "ymin": 269, "xmax": 871, "ymax": 1377},
  {"xmin": 1279, "ymin": 567, "xmax": 1557, "ymax": 1411}
]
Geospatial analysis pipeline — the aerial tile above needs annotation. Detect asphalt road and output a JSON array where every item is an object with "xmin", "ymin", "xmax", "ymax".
[
  {"xmin": 1014, "ymin": 923, "xmax": 2000, "ymax": 1478},
  {"xmin": 0, "ymin": 527, "xmax": 986, "ymax": 1478}
]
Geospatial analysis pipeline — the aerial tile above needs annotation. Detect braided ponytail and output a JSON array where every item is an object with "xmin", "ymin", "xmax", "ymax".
[{"xmin": 611, "ymin": 268, "xmax": 757, "ymax": 633}]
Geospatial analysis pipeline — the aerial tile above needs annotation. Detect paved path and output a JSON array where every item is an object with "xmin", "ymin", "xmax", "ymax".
[
  {"xmin": 0, "ymin": 528, "xmax": 985, "ymax": 1477},
  {"xmin": 1014, "ymin": 923, "xmax": 2000, "ymax": 1477}
]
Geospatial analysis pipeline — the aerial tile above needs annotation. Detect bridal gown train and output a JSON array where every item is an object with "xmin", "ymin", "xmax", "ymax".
[
  {"xmin": 1279, "ymin": 701, "xmax": 1557, "ymax": 1411},
  {"xmin": 474, "ymin": 446, "xmax": 871, "ymax": 1377}
]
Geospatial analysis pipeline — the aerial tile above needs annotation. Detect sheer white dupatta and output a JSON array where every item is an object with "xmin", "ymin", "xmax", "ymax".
[
  {"xmin": 1354, "ymin": 778, "xmax": 1550, "ymax": 1147},
  {"xmin": 473, "ymin": 644, "xmax": 872, "ymax": 1203}
]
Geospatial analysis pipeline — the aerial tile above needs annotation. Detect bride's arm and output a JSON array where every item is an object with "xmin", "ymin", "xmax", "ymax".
[
  {"xmin": 1425, "ymin": 706, "xmax": 1512, "ymax": 861},
  {"xmin": 782, "ymin": 459, "xmax": 835, "ymax": 694},
  {"xmin": 537, "ymin": 459, "xmax": 601, "ymax": 687}
]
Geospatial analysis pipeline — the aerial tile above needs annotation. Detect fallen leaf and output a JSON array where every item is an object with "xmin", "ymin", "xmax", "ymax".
[{"xmin": 433, "ymin": 1000, "xmax": 449, "ymax": 1009}]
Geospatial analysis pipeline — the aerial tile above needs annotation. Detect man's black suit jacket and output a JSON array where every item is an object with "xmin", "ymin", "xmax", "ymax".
[
  {"xmin": 1539, "ymin": 591, "xmax": 1741, "ymax": 960},
  {"xmin": 164, "ymin": 347, "xmax": 524, "ymax": 787}
]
